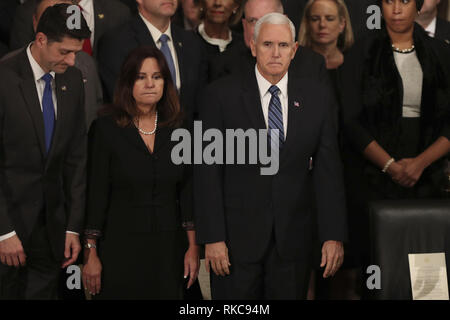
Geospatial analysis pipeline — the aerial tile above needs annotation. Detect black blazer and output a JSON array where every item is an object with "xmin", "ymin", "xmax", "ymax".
[
  {"xmin": 0, "ymin": 49, "xmax": 87, "ymax": 260},
  {"xmin": 9, "ymin": 0, "xmax": 131, "ymax": 55},
  {"xmin": 435, "ymin": 17, "xmax": 450, "ymax": 45},
  {"xmin": 194, "ymin": 70, "xmax": 347, "ymax": 263},
  {"xmin": 97, "ymin": 15, "xmax": 208, "ymax": 118},
  {"xmin": 85, "ymin": 115, "xmax": 193, "ymax": 235}
]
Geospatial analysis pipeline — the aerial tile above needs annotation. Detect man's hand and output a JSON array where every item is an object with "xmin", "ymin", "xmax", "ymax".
[
  {"xmin": 205, "ymin": 241, "xmax": 231, "ymax": 276},
  {"xmin": 0, "ymin": 235, "xmax": 26, "ymax": 267},
  {"xmin": 320, "ymin": 240, "xmax": 344, "ymax": 278},
  {"xmin": 61, "ymin": 233, "xmax": 81, "ymax": 268},
  {"xmin": 396, "ymin": 158, "xmax": 426, "ymax": 187}
]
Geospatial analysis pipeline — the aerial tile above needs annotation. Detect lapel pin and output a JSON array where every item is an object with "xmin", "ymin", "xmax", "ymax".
[
  {"xmin": 83, "ymin": 78, "xmax": 87, "ymax": 83},
  {"xmin": 98, "ymin": 13, "xmax": 104, "ymax": 19},
  {"xmin": 61, "ymin": 86, "xmax": 67, "ymax": 91},
  {"xmin": 445, "ymin": 39, "xmax": 449, "ymax": 45},
  {"xmin": 178, "ymin": 42, "xmax": 182, "ymax": 48},
  {"xmin": 294, "ymin": 101, "xmax": 301, "ymax": 108}
]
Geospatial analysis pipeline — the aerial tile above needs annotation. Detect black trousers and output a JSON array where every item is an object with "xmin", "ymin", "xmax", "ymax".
[
  {"xmin": 0, "ymin": 220, "xmax": 60, "ymax": 300},
  {"xmin": 211, "ymin": 235, "xmax": 311, "ymax": 300}
]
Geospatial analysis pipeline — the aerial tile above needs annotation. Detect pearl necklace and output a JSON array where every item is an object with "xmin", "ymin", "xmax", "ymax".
[
  {"xmin": 392, "ymin": 44, "xmax": 415, "ymax": 54},
  {"xmin": 135, "ymin": 112, "xmax": 158, "ymax": 135}
]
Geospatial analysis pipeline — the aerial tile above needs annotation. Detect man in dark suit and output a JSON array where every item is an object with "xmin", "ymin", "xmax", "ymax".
[
  {"xmin": 4, "ymin": 0, "xmax": 103, "ymax": 130},
  {"xmin": 195, "ymin": 13, "xmax": 347, "ymax": 299},
  {"xmin": 0, "ymin": 4, "xmax": 89, "ymax": 299},
  {"xmin": 210, "ymin": 0, "xmax": 328, "ymax": 84},
  {"xmin": 9, "ymin": 0, "xmax": 131, "ymax": 56},
  {"xmin": 97, "ymin": 0, "xmax": 207, "ymax": 118},
  {"xmin": 417, "ymin": 0, "xmax": 450, "ymax": 44}
]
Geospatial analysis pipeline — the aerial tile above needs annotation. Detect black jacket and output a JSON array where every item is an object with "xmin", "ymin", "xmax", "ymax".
[{"xmin": 0, "ymin": 49, "xmax": 87, "ymax": 260}]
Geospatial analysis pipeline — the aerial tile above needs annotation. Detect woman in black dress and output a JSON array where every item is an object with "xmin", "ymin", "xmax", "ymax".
[
  {"xmin": 195, "ymin": 0, "xmax": 244, "ymax": 82},
  {"xmin": 81, "ymin": 46, "xmax": 199, "ymax": 299},
  {"xmin": 341, "ymin": 0, "xmax": 450, "ymax": 296}
]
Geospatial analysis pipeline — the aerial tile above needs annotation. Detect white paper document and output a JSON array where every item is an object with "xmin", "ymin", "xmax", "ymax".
[{"xmin": 408, "ymin": 252, "xmax": 449, "ymax": 300}]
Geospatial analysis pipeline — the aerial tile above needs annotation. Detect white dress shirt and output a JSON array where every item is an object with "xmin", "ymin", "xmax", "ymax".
[
  {"xmin": 79, "ymin": 0, "xmax": 95, "ymax": 46},
  {"xmin": 27, "ymin": 43, "xmax": 57, "ymax": 116},
  {"xmin": 425, "ymin": 17, "xmax": 437, "ymax": 38},
  {"xmin": 139, "ymin": 13, "xmax": 181, "ymax": 90},
  {"xmin": 0, "ymin": 44, "xmax": 78, "ymax": 242},
  {"xmin": 255, "ymin": 65, "xmax": 289, "ymax": 137}
]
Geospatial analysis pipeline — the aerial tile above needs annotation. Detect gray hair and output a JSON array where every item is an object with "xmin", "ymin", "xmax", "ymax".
[{"xmin": 253, "ymin": 12, "xmax": 296, "ymax": 42}]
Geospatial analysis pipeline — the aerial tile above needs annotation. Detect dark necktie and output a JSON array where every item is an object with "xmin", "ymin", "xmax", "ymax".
[
  {"xmin": 159, "ymin": 34, "xmax": 177, "ymax": 86},
  {"xmin": 268, "ymin": 85, "xmax": 284, "ymax": 149},
  {"xmin": 41, "ymin": 73, "xmax": 55, "ymax": 153}
]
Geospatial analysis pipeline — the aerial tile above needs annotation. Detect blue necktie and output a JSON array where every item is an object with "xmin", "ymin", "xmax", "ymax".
[
  {"xmin": 159, "ymin": 34, "xmax": 177, "ymax": 86},
  {"xmin": 41, "ymin": 73, "xmax": 55, "ymax": 153},
  {"xmin": 268, "ymin": 85, "xmax": 284, "ymax": 149}
]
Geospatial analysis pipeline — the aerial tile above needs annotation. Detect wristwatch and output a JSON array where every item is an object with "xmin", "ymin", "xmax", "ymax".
[{"xmin": 84, "ymin": 243, "xmax": 97, "ymax": 249}]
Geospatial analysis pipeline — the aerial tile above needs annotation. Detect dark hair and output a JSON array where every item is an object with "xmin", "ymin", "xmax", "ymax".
[
  {"xmin": 105, "ymin": 46, "xmax": 182, "ymax": 129},
  {"xmin": 36, "ymin": 3, "xmax": 91, "ymax": 42},
  {"xmin": 196, "ymin": 0, "xmax": 244, "ymax": 26},
  {"xmin": 378, "ymin": 0, "xmax": 424, "ymax": 11}
]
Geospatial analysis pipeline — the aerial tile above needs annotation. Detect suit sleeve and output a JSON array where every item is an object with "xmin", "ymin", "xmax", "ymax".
[
  {"xmin": 64, "ymin": 74, "xmax": 87, "ymax": 233},
  {"xmin": 194, "ymin": 85, "xmax": 227, "ymax": 244},
  {"xmin": 0, "ymin": 84, "xmax": 14, "ymax": 235},
  {"xmin": 313, "ymin": 87, "xmax": 348, "ymax": 243}
]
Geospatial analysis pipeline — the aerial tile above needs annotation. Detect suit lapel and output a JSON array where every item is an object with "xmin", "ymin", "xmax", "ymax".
[
  {"xmin": 18, "ymin": 51, "xmax": 46, "ymax": 159},
  {"xmin": 153, "ymin": 126, "xmax": 171, "ymax": 154},
  {"xmin": 45, "ymin": 74, "xmax": 68, "ymax": 167},
  {"xmin": 242, "ymin": 71, "xmax": 266, "ymax": 130},
  {"xmin": 280, "ymin": 74, "xmax": 305, "ymax": 162},
  {"xmin": 171, "ymin": 24, "xmax": 185, "ymax": 90},
  {"xmin": 134, "ymin": 15, "xmax": 157, "ymax": 47}
]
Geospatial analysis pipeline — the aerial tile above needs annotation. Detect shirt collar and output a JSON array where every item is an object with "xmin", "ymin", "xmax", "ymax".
[
  {"xmin": 255, "ymin": 64, "xmax": 288, "ymax": 101},
  {"xmin": 198, "ymin": 22, "xmax": 232, "ymax": 52},
  {"xmin": 26, "ymin": 42, "xmax": 55, "ymax": 82},
  {"xmin": 78, "ymin": 0, "xmax": 93, "ymax": 15},
  {"xmin": 425, "ymin": 17, "xmax": 437, "ymax": 38},
  {"xmin": 139, "ymin": 12, "xmax": 172, "ymax": 45}
]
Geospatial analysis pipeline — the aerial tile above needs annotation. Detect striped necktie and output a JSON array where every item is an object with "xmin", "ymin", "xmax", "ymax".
[{"xmin": 268, "ymin": 85, "xmax": 284, "ymax": 149}]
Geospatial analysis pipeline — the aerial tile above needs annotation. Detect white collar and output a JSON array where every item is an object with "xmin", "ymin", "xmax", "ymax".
[
  {"xmin": 26, "ymin": 42, "xmax": 55, "ymax": 82},
  {"xmin": 255, "ymin": 64, "xmax": 288, "ymax": 101},
  {"xmin": 78, "ymin": 0, "xmax": 93, "ymax": 15},
  {"xmin": 425, "ymin": 17, "xmax": 437, "ymax": 38},
  {"xmin": 139, "ymin": 12, "xmax": 172, "ymax": 45},
  {"xmin": 198, "ymin": 22, "xmax": 232, "ymax": 53}
]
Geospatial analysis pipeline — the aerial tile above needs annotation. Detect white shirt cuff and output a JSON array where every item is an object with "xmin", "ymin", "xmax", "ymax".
[
  {"xmin": 66, "ymin": 231, "xmax": 79, "ymax": 236},
  {"xmin": 0, "ymin": 231, "xmax": 17, "ymax": 242}
]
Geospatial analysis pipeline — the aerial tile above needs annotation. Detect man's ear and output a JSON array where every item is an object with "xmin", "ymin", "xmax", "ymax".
[
  {"xmin": 250, "ymin": 39, "xmax": 257, "ymax": 57},
  {"xmin": 292, "ymin": 41, "xmax": 299, "ymax": 58},
  {"xmin": 34, "ymin": 32, "xmax": 48, "ymax": 48}
]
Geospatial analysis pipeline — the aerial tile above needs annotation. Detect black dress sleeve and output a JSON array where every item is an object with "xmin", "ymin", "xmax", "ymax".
[{"xmin": 84, "ymin": 119, "xmax": 112, "ymax": 239}]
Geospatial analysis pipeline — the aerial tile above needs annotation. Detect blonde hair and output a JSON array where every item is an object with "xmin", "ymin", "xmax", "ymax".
[{"xmin": 298, "ymin": 0, "xmax": 354, "ymax": 52}]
